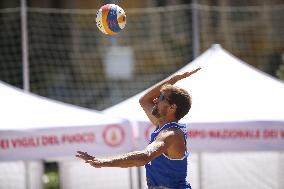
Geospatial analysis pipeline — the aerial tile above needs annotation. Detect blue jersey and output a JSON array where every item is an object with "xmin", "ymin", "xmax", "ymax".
[{"xmin": 145, "ymin": 122, "xmax": 191, "ymax": 189}]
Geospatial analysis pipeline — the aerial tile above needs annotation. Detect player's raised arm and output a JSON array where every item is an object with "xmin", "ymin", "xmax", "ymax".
[{"xmin": 139, "ymin": 68, "xmax": 201, "ymax": 125}]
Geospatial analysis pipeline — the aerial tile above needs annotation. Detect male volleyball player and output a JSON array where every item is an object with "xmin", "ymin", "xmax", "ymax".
[{"xmin": 76, "ymin": 67, "xmax": 201, "ymax": 189}]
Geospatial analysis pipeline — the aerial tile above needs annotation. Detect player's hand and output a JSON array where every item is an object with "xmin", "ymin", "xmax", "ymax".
[
  {"xmin": 171, "ymin": 67, "xmax": 201, "ymax": 82},
  {"xmin": 76, "ymin": 151, "xmax": 94, "ymax": 162},
  {"xmin": 76, "ymin": 151, "xmax": 103, "ymax": 168}
]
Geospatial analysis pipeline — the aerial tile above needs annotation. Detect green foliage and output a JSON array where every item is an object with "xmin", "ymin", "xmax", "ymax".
[
  {"xmin": 44, "ymin": 162, "xmax": 60, "ymax": 189},
  {"xmin": 276, "ymin": 61, "xmax": 284, "ymax": 81},
  {"xmin": 44, "ymin": 171, "xmax": 60, "ymax": 189}
]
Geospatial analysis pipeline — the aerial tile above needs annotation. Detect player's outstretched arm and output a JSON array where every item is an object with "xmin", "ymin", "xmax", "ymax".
[
  {"xmin": 75, "ymin": 129, "xmax": 178, "ymax": 168},
  {"xmin": 139, "ymin": 67, "xmax": 201, "ymax": 125}
]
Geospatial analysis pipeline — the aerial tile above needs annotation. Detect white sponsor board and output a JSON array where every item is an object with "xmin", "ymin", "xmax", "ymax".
[{"xmin": 137, "ymin": 121, "xmax": 284, "ymax": 151}]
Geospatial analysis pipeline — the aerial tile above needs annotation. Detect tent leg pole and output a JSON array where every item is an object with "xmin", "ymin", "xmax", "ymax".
[
  {"xmin": 198, "ymin": 152, "xmax": 203, "ymax": 189},
  {"xmin": 137, "ymin": 167, "xmax": 142, "ymax": 189},
  {"xmin": 129, "ymin": 168, "xmax": 133, "ymax": 189},
  {"xmin": 25, "ymin": 161, "xmax": 30, "ymax": 189},
  {"xmin": 279, "ymin": 152, "xmax": 284, "ymax": 189}
]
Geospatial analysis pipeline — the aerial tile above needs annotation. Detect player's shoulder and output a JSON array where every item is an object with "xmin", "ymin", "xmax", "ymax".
[
  {"xmin": 158, "ymin": 125, "xmax": 184, "ymax": 140},
  {"xmin": 161, "ymin": 122, "xmax": 186, "ymax": 133},
  {"xmin": 154, "ymin": 128, "xmax": 183, "ymax": 148},
  {"xmin": 157, "ymin": 121, "xmax": 185, "ymax": 135}
]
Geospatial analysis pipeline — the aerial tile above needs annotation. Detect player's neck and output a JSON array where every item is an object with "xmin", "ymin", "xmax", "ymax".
[{"xmin": 157, "ymin": 117, "xmax": 178, "ymax": 127}]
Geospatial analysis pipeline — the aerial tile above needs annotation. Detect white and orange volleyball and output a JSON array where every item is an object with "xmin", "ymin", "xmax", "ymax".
[{"xmin": 96, "ymin": 4, "xmax": 126, "ymax": 35}]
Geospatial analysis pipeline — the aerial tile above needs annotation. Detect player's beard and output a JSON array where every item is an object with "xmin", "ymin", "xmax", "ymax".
[{"xmin": 151, "ymin": 105, "xmax": 160, "ymax": 118}]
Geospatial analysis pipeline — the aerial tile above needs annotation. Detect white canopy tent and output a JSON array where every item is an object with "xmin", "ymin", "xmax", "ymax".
[
  {"xmin": 104, "ymin": 44, "xmax": 284, "ymax": 151},
  {"xmin": 103, "ymin": 44, "xmax": 284, "ymax": 189},
  {"xmin": 0, "ymin": 81, "xmax": 133, "ymax": 161},
  {"xmin": 0, "ymin": 81, "xmax": 134, "ymax": 189}
]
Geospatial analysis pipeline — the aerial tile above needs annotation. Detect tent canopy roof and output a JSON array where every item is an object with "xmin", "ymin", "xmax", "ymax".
[
  {"xmin": 0, "ymin": 81, "xmax": 124, "ymax": 130},
  {"xmin": 104, "ymin": 44, "xmax": 284, "ymax": 123}
]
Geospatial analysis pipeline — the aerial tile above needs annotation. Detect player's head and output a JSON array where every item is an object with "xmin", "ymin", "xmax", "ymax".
[{"xmin": 152, "ymin": 84, "xmax": 192, "ymax": 121}]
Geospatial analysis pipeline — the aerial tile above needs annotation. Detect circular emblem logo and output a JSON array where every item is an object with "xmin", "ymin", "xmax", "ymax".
[{"xmin": 103, "ymin": 124, "xmax": 125, "ymax": 147}]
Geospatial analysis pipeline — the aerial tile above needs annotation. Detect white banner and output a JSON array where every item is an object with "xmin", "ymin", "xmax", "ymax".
[
  {"xmin": 137, "ymin": 121, "xmax": 284, "ymax": 151},
  {"xmin": 0, "ymin": 122, "xmax": 133, "ymax": 161}
]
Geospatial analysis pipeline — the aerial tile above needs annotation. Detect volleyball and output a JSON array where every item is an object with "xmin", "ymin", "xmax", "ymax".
[{"xmin": 95, "ymin": 4, "xmax": 126, "ymax": 35}]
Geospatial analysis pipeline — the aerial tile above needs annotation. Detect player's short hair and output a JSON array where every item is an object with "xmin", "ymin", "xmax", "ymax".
[{"xmin": 161, "ymin": 84, "xmax": 192, "ymax": 120}]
